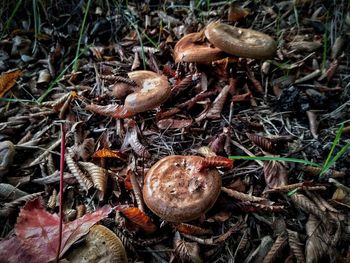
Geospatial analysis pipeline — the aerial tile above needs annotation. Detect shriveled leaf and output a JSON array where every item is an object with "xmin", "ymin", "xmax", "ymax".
[
  {"xmin": 157, "ymin": 118, "xmax": 193, "ymax": 130},
  {"xmin": 173, "ymin": 232, "xmax": 203, "ymax": 263},
  {"xmin": 0, "ymin": 236, "xmax": 47, "ymax": 263},
  {"xmin": 175, "ymin": 223, "xmax": 213, "ymax": 236},
  {"xmin": 124, "ymin": 171, "xmax": 133, "ymax": 191},
  {"xmin": 0, "ymin": 70, "xmax": 22, "ymax": 98},
  {"xmin": 305, "ymin": 215, "xmax": 337, "ymax": 263},
  {"xmin": 15, "ymin": 199, "xmax": 112, "ymax": 261},
  {"xmin": 92, "ymin": 148, "xmax": 128, "ymax": 160},
  {"xmin": 263, "ymin": 161, "xmax": 288, "ymax": 188},
  {"xmin": 117, "ymin": 206, "xmax": 157, "ymax": 233},
  {"xmin": 79, "ymin": 162, "xmax": 108, "ymax": 199},
  {"xmin": 228, "ymin": 3, "xmax": 250, "ymax": 22}
]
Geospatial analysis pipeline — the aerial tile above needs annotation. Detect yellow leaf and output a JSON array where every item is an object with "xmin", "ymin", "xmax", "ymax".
[{"xmin": 0, "ymin": 70, "xmax": 22, "ymax": 98}]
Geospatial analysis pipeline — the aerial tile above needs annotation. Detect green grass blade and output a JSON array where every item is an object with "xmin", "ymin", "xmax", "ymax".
[
  {"xmin": 229, "ymin": 156, "xmax": 320, "ymax": 167},
  {"xmin": 125, "ymin": 15, "xmax": 146, "ymax": 70},
  {"xmin": 320, "ymin": 142, "xmax": 350, "ymax": 176},
  {"xmin": 320, "ymin": 123, "xmax": 344, "ymax": 174},
  {"xmin": 72, "ymin": 0, "xmax": 92, "ymax": 72},
  {"xmin": 1, "ymin": 0, "xmax": 23, "ymax": 39}
]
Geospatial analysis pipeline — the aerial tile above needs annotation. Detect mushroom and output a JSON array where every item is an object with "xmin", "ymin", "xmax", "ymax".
[
  {"xmin": 124, "ymin": 70, "xmax": 171, "ymax": 113},
  {"xmin": 174, "ymin": 32, "xmax": 226, "ymax": 63},
  {"xmin": 205, "ymin": 22, "xmax": 277, "ymax": 59},
  {"xmin": 143, "ymin": 155, "xmax": 222, "ymax": 222}
]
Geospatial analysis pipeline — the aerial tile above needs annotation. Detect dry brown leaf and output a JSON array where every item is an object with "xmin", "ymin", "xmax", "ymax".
[
  {"xmin": 172, "ymin": 232, "xmax": 203, "ymax": 263},
  {"xmin": 79, "ymin": 162, "xmax": 107, "ymax": 200},
  {"xmin": 228, "ymin": 3, "xmax": 250, "ymax": 22},
  {"xmin": 0, "ymin": 70, "xmax": 22, "ymax": 97},
  {"xmin": 263, "ymin": 160, "xmax": 288, "ymax": 188}
]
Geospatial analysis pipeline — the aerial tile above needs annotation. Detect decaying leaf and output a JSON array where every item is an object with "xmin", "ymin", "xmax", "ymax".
[
  {"xmin": 262, "ymin": 234, "xmax": 288, "ymax": 263},
  {"xmin": 65, "ymin": 149, "xmax": 93, "ymax": 192},
  {"xmin": 116, "ymin": 206, "xmax": 157, "ymax": 233},
  {"xmin": 305, "ymin": 215, "xmax": 340, "ymax": 263},
  {"xmin": 287, "ymin": 229, "xmax": 306, "ymax": 263},
  {"xmin": 92, "ymin": 148, "xmax": 128, "ymax": 160},
  {"xmin": 79, "ymin": 161, "xmax": 108, "ymax": 199},
  {"xmin": 0, "ymin": 198, "xmax": 112, "ymax": 262},
  {"xmin": 172, "ymin": 231, "xmax": 203, "ymax": 263},
  {"xmin": 157, "ymin": 118, "xmax": 193, "ymax": 130},
  {"xmin": 0, "ymin": 69, "xmax": 22, "ymax": 98},
  {"xmin": 175, "ymin": 223, "xmax": 213, "ymax": 236},
  {"xmin": 197, "ymin": 156, "xmax": 234, "ymax": 171},
  {"xmin": 263, "ymin": 161, "xmax": 288, "ymax": 188}
]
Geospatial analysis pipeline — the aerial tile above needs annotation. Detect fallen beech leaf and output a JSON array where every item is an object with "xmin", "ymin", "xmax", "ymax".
[
  {"xmin": 92, "ymin": 148, "xmax": 128, "ymax": 160},
  {"xmin": 263, "ymin": 161, "xmax": 288, "ymax": 188},
  {"xmin": 173, "ymin": 232, "xmax": 202, "ymax": 263},
  {"xmin": 14, "ymin": 198, "xmax": 112, "ymax": 261},
  {"xmin": 117, "ymin": 206, "xmax": 157, "ymax": 233},
  {"xmin": 0, "ymin": 70, "xmax": 22, "ymax": 98},
  {"xmin": 157, "ymin": 118, "xmax": 193, "ymax": 129}
]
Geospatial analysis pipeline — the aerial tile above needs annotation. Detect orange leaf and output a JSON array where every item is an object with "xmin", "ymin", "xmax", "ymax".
[
  {"xmin": 175, "ymin": 223, "xmax": 213, "ymax": 236},
  {"xmin": 124, "ymin": 171, "xmax": 133, "ymax": 191},
  {"xmin": 92, "ymin": 148, "xmax": 128, "ymax": 160},
  {"xmin": 0, "ymin": 70, "xmax": 22, "ymax": 98},
  {"xmin": 117, "ymin": 207, "xmax": 157, "ymax": 233}
]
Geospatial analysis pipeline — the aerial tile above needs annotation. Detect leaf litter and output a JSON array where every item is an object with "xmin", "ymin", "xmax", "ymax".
[{"xmin": 0, "ymin": 1, "xmax": 350, "ymax": 262}]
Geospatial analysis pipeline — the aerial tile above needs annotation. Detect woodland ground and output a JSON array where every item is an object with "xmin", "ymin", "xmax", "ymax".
[{"xmin": 0, "ymin": 1, "xmax": 350, "ymax": 262}]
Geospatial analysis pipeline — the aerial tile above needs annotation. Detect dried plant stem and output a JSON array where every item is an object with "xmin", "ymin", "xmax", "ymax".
[
  {"xmin": 222, "ymin": 187, "xmax": 267, "ymax": 202},
  {"xmin": 263, "ymin": 182, "xmax": 326, "ymax": 194},
  {"xmin": 56, "ymin": 123, "xmax": 65, "ymax": 262}
]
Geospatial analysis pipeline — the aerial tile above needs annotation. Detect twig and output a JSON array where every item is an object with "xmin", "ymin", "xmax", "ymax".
[{"xmin": 56, "ymin": 123, "xmax": 66, "ymax": 262}]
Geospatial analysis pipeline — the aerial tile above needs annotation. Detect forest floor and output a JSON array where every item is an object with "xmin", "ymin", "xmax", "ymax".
[{"xmin": 0, "ymin": 1, "xmax": 350, "ymax": 262}]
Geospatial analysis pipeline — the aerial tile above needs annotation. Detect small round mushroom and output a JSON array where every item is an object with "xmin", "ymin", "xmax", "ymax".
[
  {"xmin": 205, "ymin": 22, "xmax": 277, "ymax": 59},
  {"xmin": 124, "ymin": 70, "xmax": 171, "ymax": 113},
  {"xmin": 143, "ymin": 155, "xmax": 222, "ymax": 222},
  {"xmin": 174, "ymin": 32, "xmax": 226, "ymax": 63}
]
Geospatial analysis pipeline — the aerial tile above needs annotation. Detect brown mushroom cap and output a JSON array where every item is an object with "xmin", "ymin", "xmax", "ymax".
[
  {"xmin": 205, "ymin": 22, "xmax": 277, "ymax": 59},
  {"xmin": 143, "ymin": 155, "xmax": 222, "ymax": 222},
  {"xmin": 174, "ymin": 32, "xmax": 226, "ymax": 63},
  {"xmin": 124, "ymin": 70, "xmax": 171, "ymax": 113}
]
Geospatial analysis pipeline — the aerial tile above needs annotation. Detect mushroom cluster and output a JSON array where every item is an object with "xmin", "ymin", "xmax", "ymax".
[
  {"xmin": 143, "ymin": 155, "xmax": 222, "ymax": 222},
  {"xmin": 174, "ymin": 21, "xmax": 277, "ymax": 62}
]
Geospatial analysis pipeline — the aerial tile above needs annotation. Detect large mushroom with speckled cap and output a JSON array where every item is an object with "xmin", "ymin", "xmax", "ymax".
[
  {"xmin": 143, "ymin": 155, "xmax": 222, "ymax": 222},
  {"xmin": 204, "ymin": 21, "xmax": 277, "ymax": 59}
]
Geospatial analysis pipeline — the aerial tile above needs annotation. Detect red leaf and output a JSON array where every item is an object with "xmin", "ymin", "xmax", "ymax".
[
  {"xmin": 14, "ymin": 199, "xmax": 111, "ymax": 261},
  {"xmin": 117, "ymin": 207, "xmax": 157, "ymax": 233},
  {"xmin": 0, "ymin": 236, "xmax": 46, "ymax": 263}
]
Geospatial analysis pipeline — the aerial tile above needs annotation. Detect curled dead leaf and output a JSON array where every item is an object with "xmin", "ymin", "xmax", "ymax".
[
  {"xmin": 0, "ymin": 69, "xmax": 22, "ymax": 98},
  {"xmin": 117, "ymin": 206, "xmax": 157, "ymax": 233}
]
